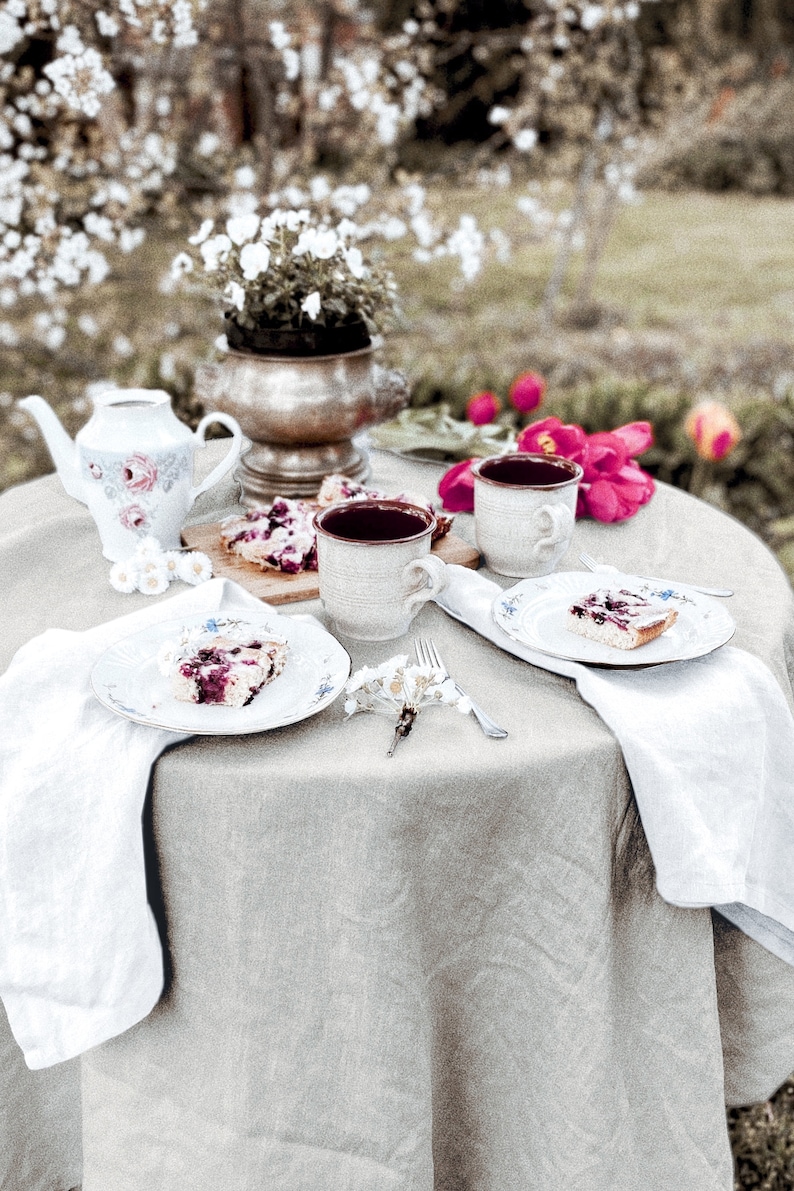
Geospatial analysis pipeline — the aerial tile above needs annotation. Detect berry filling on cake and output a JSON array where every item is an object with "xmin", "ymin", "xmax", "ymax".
[
  {"xmin": 219, "ymin": 474, "xmax": 453, "ymax": 574},
  {"xmin": 158, "ymin": 622, "xmax": 288, "ymax": 707},
  {"xmin": 220, "ymin": 497, "xmax": 317, "ymax": 574},
  {"xmin": 567, "ymin": 588, "xmax": 678, "ymax": 651}
]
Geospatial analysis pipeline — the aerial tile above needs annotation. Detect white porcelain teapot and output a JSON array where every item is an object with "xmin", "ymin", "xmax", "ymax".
[{"xmin": 20, "ymin": 389, "xmax": 243, "ymax": 562}]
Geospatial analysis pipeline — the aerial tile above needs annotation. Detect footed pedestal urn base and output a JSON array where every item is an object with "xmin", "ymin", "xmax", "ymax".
[{"xmin": 194, "ymin": 344, "xmax": 409, "ymax": 505}]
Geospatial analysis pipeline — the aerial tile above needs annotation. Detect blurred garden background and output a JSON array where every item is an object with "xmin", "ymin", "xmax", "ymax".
[{"xmin": 1, "ymin": 0, "xmax": 794, "ymax": 1182}]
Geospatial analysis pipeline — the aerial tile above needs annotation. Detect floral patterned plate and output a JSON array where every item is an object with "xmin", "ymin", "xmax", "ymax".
[
  {"xmin": 91, "ymin": 612, "xmax": 350, "ymax": 735},
  {"xmin": 492, "ymin": 571, "xmax": 736, "ymax": 669}
]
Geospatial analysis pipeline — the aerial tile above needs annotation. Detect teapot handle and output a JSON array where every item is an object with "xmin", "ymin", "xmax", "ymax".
[{"xmin": 189, "ymin": 412, "xmax": 244, "ymax": 503}]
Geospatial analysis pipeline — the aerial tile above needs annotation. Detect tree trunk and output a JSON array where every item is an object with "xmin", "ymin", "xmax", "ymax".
[
  {"xmin": 540, "ymin": 133, "xmax": 602, "ymax": 326},
  {"xmin": 572, "ymin": 179, "xmax": 620, "ymax": 310}
]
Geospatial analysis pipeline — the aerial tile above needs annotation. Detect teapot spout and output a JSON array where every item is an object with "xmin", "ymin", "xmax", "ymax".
[{"xmin": 18, "ymin": 395, "xmax": 86, "ymax": 503}]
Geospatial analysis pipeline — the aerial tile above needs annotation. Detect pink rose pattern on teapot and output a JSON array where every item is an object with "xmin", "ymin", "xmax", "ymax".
[
  {"xmin": 83, "ymin": 447, "xmax": 190, "ymax": 538},
  {"xmin": 121, "ymin": 452, "xmax": 159, "ymax": 494}
]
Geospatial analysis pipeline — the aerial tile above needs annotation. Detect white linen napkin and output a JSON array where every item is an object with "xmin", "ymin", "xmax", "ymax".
[
  {"xmin": 437, "ymin": 565, "xmax": 794, "ymax": 966},
  {"xmin": 0, "ymin": 577, "xmax": 271, "ymax": 1070}
]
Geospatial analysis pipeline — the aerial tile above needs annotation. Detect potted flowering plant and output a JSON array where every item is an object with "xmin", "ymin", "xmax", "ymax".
[
  {"xmin": 174, "ymin": 207, "xmax": 408, "ymax": 501},
  {"xmin": 173, "ymin": 208, "xmax": 400, "ymax": 357}
]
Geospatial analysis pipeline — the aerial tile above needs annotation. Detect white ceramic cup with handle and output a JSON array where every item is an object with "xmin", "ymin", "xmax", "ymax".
[
  {"xmin": 472, "ymin": 452, "xmax": 583, "ymax": 578},
  {"xmin": 314, "ymin": 500, "xmax": 447, "ymax": 641}
]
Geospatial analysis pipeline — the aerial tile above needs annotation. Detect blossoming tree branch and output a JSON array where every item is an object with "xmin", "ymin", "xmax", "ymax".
[{"xmin": 0, "ymin": 0, "xmax": 654, "ymax": 324}]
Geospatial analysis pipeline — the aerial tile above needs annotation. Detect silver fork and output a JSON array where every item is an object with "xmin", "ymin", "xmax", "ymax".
[
  {"xmin": 579, "ymin": 551, "xmax": 734, "ymax": 598},
  {"xmin": 415, "ymin": 638, "xmax": 508, "ymax": 739}
]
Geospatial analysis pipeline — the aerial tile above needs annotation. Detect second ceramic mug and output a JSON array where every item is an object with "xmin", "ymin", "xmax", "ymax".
[
  {"xmin": 472, "ymin": 453, "xmax": 583, "ymax": 578},
  {"xmin": 314, "ymin": 500, "xmax": 448, "ymax": 641}
]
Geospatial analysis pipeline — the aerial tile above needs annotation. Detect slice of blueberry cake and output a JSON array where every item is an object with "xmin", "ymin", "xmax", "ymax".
[
  {"xmin": 220, "ymin": 497, "xmax": 317, "ymax": 574},
  {"xmin": 160, "ymin": 625, "xmax": 288, "ymax": 707},
  {"xmin": 566, "ymin": 588, "xmax": 678, "ymax": 651}
]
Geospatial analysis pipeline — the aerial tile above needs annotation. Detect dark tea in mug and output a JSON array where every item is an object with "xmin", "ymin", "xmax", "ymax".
[
  {"xmin": 313, "ymin": 499, "xmax": 445, "ymax": 640},
  {"xmin": 476, "ymin": 454, "xmax": 580, "ymax": 488},
  {"xmin": 316, "ymin": 501, "xmax": 433, "ymax": 543}
]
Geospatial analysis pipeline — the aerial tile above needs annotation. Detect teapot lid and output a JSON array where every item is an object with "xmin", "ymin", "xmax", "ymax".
[{"xmin": 94, "ymin": 388, "xmax": 171, "ymax": 409}]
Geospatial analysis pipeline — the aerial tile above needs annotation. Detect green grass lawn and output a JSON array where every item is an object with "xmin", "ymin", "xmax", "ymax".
[
  {"xmin": 383, "ymin": 186, "xmax": 794, "ymax": 392},
  {"xmin": 595, "ymin": 191, "xmax": 794, "ymax": 337}
]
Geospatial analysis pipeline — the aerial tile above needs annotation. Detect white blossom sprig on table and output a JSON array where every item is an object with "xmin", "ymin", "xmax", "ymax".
[
  {"xmin": 344, "ymin": 655, "xmax": 472, "ymax": 757},
  {"xmin": 109, "ymin": 536, "xmax": 212, "ymax": 596}
]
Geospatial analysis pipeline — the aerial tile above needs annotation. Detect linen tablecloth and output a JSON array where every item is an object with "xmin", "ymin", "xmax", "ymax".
[{"xmin": 2, "ymin": 444, "xmax": 794, "ymax": 1191}]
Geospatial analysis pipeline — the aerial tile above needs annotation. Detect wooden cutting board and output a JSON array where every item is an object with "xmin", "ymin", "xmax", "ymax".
[{"xmin": 181, "ymin": 521, "xmax": 480, "ymax": 606}]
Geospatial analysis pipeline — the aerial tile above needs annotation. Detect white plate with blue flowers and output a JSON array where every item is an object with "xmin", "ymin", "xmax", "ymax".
[
  {"xmin": 91, "ymin": 611, "xmax": 350, "ymax": 734},
  {"xmin": 492, "ymin": 571, "xmax": 736, "ymax": 669}
]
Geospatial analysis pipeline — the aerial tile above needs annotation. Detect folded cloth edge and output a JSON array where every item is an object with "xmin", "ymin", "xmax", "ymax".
[
  {"xmin": 435, "ymin": 564, "xmax": 794, "ymax": 967},
  {"xmin": 0, "ymin": 577, "xmax": 285, "ymax": 1068}
]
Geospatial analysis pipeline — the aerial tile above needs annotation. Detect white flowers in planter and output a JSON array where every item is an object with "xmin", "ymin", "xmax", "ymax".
[
  {"xmin": 300, "ymin": 291, "xmax": 321, "ymax": 321},
  {"xmin": 175, "ymin": 206, "xmax": 399, "ymax": 337},
  {"xmin": 239, "ymin": 242, "xmax": 271, "ymax": 281},
  {"xmin": 109, "ymin": 536, "xmax": 213, "ymax": 596}
]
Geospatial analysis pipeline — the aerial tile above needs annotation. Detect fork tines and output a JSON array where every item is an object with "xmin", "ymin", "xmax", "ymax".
[{"xmin": 414, "ymin": 637, "xmax": 444, "ymax": 676}]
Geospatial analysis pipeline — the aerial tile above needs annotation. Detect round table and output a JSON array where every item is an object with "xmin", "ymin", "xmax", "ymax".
[{"xmin": 2, "ymin": 444, "xmax": 794, "ymax": 1191}]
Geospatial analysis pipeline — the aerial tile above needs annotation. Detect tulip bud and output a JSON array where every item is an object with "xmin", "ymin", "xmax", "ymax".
[
  {"xmin": 438, "ymin": 458, "xmax": 476, "ymax": 512},
  {"xmin": 684, "ymin": 401, "xmax": 741, "ymax": 462},
  {"xmin": 466, "ymin": 391, "xmax": 501, "ymax": 426},
  {"xmin": 508, "ymin": 371, "xmax": 546, "ymax": 414}
]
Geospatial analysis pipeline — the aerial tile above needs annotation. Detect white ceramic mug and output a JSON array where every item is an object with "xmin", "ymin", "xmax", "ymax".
[
  {"xmin": 472, "ymin": 453, "xmax": 583, "ymax": 578},
  {"xmin": 314, "ymin": 500, "xmax": 447, "ymax": 641}
]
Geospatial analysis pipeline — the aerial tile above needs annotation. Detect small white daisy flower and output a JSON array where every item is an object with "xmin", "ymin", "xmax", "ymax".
[
  {"xmin": 138, "ymin": 560, "xmax": 164, "ymax": 580},
  {"xmin": 136, "ymin": 565, "xmax": 170, "ymax": 595},
  {"xmin": 134, "ymin": 535, "xmax": 164, "ymax": 561},
  {"xmin": 109, "ymin": 559, "xmax": 139, "ymax": 593},
  {"xmin": 177, "ymin": 551, "xmax": 213, "ymax": 585},
  {"xmin": 162, "ymin": 551, "xmax": 182, "ymax": 578}
]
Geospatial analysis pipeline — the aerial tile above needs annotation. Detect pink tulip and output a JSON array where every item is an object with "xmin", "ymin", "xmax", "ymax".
[
  {"xmin": 579, "ymin": 460, "xmax": 655, "ymax": 523},
  {"xmin": 610, "ymin": 421, "xmax": 654, "ymax": 457},
  {"xmin": 516, "ymin": 416, "xmax": 587, "ymax": 465},
  {"xmin": 466, "ymin": 391, "xmax": 501, "ymax": 426},
  {"xmin": 438, "ymin": 458, "xmax": 477, "ymax": 512},
  {"xmin": 508, "ymin": 371, "xmax": 546, "ymax": 414},
  {"xmin": 517, "ymin": 418, "xmax": 654, "ymax": 523},
  {"xmin": 438, "ymin": 417, "xmax": 656, "ymax": 523},
  {"xmin": 684, "ymin": 402, "xmax": 741, "ymax": 461},
  {"xmin": 577, "ymin": 424, "xmax": 655, "ymax": 523}
]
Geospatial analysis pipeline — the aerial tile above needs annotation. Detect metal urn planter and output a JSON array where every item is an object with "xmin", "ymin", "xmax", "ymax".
[{"xmin": 194, "ymin": 341, "xmax": 409, "ymax": 506}]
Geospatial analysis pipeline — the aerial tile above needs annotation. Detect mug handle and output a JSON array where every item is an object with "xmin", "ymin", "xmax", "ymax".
[
  {"xmin": 532, "ymin": 504, "xmax": 574, "ymax": 558},
  {"xmin": 403, "ymin": 554, "xmax": 448, "ymax": 618},
  {"xmin": 189, "ymin": 412, "xmax": 244, "ymax": 503}
]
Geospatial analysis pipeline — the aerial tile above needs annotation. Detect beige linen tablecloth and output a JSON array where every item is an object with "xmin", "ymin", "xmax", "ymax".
[{"xmin": 2, "ymin": 444, "xmax": 794, "ymax": 1191}]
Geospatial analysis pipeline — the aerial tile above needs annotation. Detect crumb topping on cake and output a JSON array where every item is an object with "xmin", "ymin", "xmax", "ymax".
[{"xmin": 315, "ymin": 474, "xmax": 382, "ymax": 507}]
